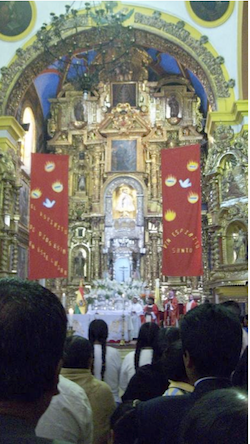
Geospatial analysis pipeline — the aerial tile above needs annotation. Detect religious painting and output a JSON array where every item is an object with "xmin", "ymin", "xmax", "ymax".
[
  {"xmin": 111, "ymin": 139, "xmax": 137, "ymax": 172},
  {"xmin": 112, "ymin": 82, "xmax": 137, "ymax": 107},
  {"xmin": 186, "ymin": 1, "xmax": 234, "ymax": 27},
  {"xmin": 19, "ymin": 180, "xmax": 29, "ymax": 227},
  {"xmin": 112, "ymin": 184, "xmax": 137, "ymax": 219},
  {"xmin": 17, "ymin": 245, "xmax": 28, "ymax": 279},
  {"xmin": 0, "ymin": 1, "xmax": 36, "ymax": 41}
]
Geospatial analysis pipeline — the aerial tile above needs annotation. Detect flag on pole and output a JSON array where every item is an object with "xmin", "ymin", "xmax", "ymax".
[
  {"xmin": 29, "ymin": 153, "xmax": 69, "ymax": 280},
  {"xmin": 74, "ymin": 280, "xmax": 87, "ymax": 314},
  {"xmin": 161, "ymin": 145, "xmax": 203, "ymax": 276}
]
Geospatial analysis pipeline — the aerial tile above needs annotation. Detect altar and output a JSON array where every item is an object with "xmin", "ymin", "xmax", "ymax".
[{"xmin": 68, "ymin": 310, "xmax": 141, "ymax": 342}]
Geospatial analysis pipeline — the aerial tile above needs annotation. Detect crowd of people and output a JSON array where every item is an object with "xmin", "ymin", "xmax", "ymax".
[{"xmin": 0, "ymin": 278, "xmax": 247, "ymax": 444}]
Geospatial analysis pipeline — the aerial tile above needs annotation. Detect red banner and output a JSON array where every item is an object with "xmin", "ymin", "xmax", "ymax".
[
  {"xmin": 29, "ymin": 154, "xmax": 69, "ymax": 280},
  {"xmin": 161, "ymin": 145, "xmax": 203, "ymax": 276}
]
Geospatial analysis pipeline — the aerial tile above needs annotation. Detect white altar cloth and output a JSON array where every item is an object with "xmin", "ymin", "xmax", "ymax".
[{"xmin": 68, "ymin": 310, "xmax": 137, "ymax": 342}]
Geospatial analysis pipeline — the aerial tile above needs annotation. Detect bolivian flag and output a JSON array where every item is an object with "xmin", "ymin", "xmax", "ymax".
[{"xmin": 74, "ymin": 280, "xmax": 87, "ymax": 314}]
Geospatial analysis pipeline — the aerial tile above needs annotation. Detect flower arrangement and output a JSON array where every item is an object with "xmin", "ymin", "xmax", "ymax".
[{"xmin": 86, "ymin": 278, "xmax": 147, "ymax": 304}]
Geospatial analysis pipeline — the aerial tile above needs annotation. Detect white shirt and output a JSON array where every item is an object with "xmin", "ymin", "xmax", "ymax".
[
  {"xmin": 130, "ymin": 302, "xmax": 143, "ymax": 314},
  {"xmin": 36, "ymin": 375, "xmax": 93, "ymax": 444},
  {"xmin": 119, "ymin": 349, "xmax": 154, "ymax": 392},
  {"xmin": 93, "ymin": 344, "xmax": 122, "ymax": 403}
]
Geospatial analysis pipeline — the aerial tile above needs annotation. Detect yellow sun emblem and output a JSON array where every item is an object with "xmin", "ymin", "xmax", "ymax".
[
  {"xmin": 164, "ymin": 210, "xmax": 176, "ymax": 222},
  {"xmin": 188, "ymin": 192, "xmax": 199, "ymax": 204},
  {"xmin": 52, "ymin": 181, "xmax": 63, "ymax": 193},
  {"xmin": 44, "ymin": 161, "xmax": 56, "ymax": 172},
  {"xmin": 31, "ymin": 189, "xmax": 42, "ymax": 199},
  {"xmin": 165, "ymin": 175, "xmax": 177, "ymax": 187},
  {"xmin": 187, "ymin": 161, "xmax": 198, "ymax": 172}
]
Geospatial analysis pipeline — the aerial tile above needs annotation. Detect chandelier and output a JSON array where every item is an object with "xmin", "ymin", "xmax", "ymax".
[{"xmin": 35, "ymin": 2, "xmax": 138, "ymax": 93}]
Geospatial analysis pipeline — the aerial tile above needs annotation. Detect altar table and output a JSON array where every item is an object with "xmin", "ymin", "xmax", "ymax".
[{"xmin": 68, "ymin": 310, "xmax": 140, "ymax": 342}]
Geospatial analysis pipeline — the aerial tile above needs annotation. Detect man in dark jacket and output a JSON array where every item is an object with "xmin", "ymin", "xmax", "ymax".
[{"xmin": 135, "ymin": 303, "xmax": 242, "ymax": 444}]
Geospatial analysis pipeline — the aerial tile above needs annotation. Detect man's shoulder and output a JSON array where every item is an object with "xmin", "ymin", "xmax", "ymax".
[
  {"xmin": 137, "ymin": 392, "xmax": 190, "ymax": 416},
  {"xmin": 0, "ymin": 438, "xmax": 72, "ymax": 444},
  {"xmin": 136, "ymin": 395, "xmax": 192, "ymax": 444}
]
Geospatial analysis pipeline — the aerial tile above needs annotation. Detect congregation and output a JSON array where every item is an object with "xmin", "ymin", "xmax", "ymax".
[{"xmin": 0, "ymin": 278, "xmax": 247, "ymax": 444}]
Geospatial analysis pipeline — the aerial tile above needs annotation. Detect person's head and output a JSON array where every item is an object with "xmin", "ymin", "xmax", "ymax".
[
  {"xmin": 162, "ymin": 340, "xmax": 188, "ymax": 382},
  {"xmin": 63, "ymin": 336, "xmax": 93, "ymax": 369},
  {"xmin": 135, "ymin": 322, "xmax": 159, "ymax": 369},
  {"xmin": 109, "ymin": 402, "xmax": 138, "ymax": 444},
  {"xmin": 180, "ymin": 388, "xmax": 248, "ymax": 444},
  {"xmin": 147, "ymin": 297, "xmax": 154, "ymax": 305},
  {"xmin": 88, "ymin": 319, "xmax": 108, "ymax": 380},
  {"xmin": 221, "ymin": 300, "xmax": 241, "ymax": 320},
  {"xmin": 153, "ymin": 327, "xmax": 180, "ymax": 362},
  {"xmin": 132, "ymin": 297, "xmax": 138, "ymax": 304},
  {"xmin": 0, "ymin": 278, "xmax": 67, "ymax": 414},
  {"xmin": 181, "ymin": 303, "xmax": 242, "ymax": 382},
  {"xmin": 88, "ymin": 319, "xmax": 108, "ymax": 345},
  {"xmin": 169, "ymin": 289, "xmax": 175, "ymax": 299},
  {"xmin": 189, "ymin": 295, "xmax": 194, "ymax": 301},
  {"xmin": 137, "ymin": 322, "xmax": 160, "ymax": 350}
]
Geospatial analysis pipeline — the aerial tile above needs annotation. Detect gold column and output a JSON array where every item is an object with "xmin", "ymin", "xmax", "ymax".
[
  {"xmin": 92, "ymin": 232, "xmax": 100, "ymax": 279},
  {"xmin": 149, "ymin": 232, "xmax": 159, "ymax": 282},
  {"xmin": 91, "ymin": 146, "xmax": 102, "ymax": 211},
  {"xmin": 149, "ymin": 145, "xmax": 159, "ymax": 200}
]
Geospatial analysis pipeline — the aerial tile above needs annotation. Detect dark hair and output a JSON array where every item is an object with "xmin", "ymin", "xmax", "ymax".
[
  {"xmin": 63, "ymin": 336, "xmax": 93, "ymax": 369},
  {"xmin": 110, "ymin": 402, "xmax": 138, "ymax": 444},
  {"xmin": 0, "ymin": 278, "xmax": 67, "ymax": 402},
  {"xmin": 221, "ymin": 300, "xmax": 241, "ymax": 319},
  {"xmin": 134, "ymin": 322, "xmax": 159, "ymax": 370},
  {"xmin": 162, "ymin": 340, "xmax": 188, "ymax": 382},
  {"xmin": 180, "ymin": 388, "xmax": 248, "ymax": 444},
  {"xmin": 232, "ymin": 346, "xmax": 248, "ymax": 392},
  {"xmin": 180, "ymin": 303, "xmax": 242, "ymax": 378},
  {"xmin": 88, "ymin": 319, "xmax": 108, "ymax": 380},
  {"xmin": 153, "ymin": 327, "xmax": 180, "ymax": 362}
]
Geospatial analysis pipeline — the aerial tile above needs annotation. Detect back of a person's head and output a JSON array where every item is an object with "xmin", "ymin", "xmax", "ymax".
[
  {"xmin": 162, "ymin": 339, "xmax": 188, "ymax": 382},
  {"xmin": 110, "ymin": 402, "xmax": 138, "ymax": 444},
  {"xmin": 0, "ymin": 278, "xmax": 67, "ymax": 402},
  {"xmin": 88, "ymin": 319, "xmax": 108, "ymax": 344},
  {"xmin": 221, "ymin": 300, "xmax": 241, "ymax": 320},
  {"xmin": 63, "ymin": 336, "xmax": 93, "ymax": 369},
  {"xmin": 153, "ymin": 327, "xmax": 180, "ymax": 362},
  {"xmin": 180, "ymin": 303, "xmax": 242, "ymax": 378},
  {"xmin": 136, "ymin": 322, "xmax": 160, "ymax": 350},
  {"xmin": 180, "ymin": 388, "xmax": 248, "ymax": 444}
]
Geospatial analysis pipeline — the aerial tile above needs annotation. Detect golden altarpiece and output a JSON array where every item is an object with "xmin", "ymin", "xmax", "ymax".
[{"xmin": 0, "ymin": 57, "xmax": 247, "ymax": 308}]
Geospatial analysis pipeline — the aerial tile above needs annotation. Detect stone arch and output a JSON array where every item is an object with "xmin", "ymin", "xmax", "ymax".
[{"xmin": 0, "ymin": 4, "xmax": 234, "ymax": 116}]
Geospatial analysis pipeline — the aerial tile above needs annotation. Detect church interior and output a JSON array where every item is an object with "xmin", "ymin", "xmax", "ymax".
[{"xmin": 0, "ymin": 1, "xmax": 248, "ymax": 313}]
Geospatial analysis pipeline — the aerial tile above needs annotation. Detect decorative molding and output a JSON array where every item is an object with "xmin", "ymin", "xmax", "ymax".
[{"xmin": 0, "ymin": 5, "xmax": 234, "ymax": 114}]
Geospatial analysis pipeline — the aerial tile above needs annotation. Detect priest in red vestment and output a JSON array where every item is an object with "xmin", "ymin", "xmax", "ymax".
[
  {"xmin": 143, "ymin": 296, "xmax": 159, "ymax": 323},
  {"xmin": 183, "ymin": 295, "xmax": 198, "ymax": 314},
  {"xmin": 164, "ymin": 290, "xmax": 179, "ymax": 327}
]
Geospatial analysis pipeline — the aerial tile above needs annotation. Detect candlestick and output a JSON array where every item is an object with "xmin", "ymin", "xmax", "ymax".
[
  {"xmin": 62, "ymin": 292, "xmax": 66, "ymax": 309},
  {"xmin": 68, "ymin": 307, "xmax": 74, "ymax": 328}
]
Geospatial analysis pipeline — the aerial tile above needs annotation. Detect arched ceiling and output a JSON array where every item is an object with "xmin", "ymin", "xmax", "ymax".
[{"xmin": 1, "ymin": 3, "xmax": 233, "ymax": 118}]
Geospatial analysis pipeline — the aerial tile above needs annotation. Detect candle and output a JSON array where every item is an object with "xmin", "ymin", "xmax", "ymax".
[
  {"xmin": 62, "ymin": 293, "xmax": 66, "ymax": 308},
  {"xmin": 68, "ymin": 308, "xmax": 74, "ymax": 328}
]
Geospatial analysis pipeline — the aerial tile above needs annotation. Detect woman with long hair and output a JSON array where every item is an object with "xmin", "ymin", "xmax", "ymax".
[
  {"xmin": 119, "ymin": 322, "xmax": 160, "ymax": 393},
  {"xmin": 89, "ymin": 319, "xmax": 122, "ymax": 403}
]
